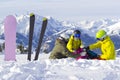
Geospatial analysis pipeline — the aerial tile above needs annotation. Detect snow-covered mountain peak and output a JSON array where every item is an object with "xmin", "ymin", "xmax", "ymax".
[{"xmin": 106, "ymin": 22, "xmax": 120, "ymax": 35}]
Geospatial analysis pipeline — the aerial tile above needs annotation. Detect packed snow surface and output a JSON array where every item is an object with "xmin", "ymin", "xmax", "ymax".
[{"xmin": 0, "ymin": 54, "xmax": 120, "ymax": 80}]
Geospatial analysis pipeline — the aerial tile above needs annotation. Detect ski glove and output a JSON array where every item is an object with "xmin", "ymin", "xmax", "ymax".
[{"xmin": 83, "ymin": 46, "xmax": 89, "ymax": 52}]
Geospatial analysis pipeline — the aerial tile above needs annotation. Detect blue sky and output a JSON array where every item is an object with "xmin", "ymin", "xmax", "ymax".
[{"xmin": 0, "ymin": 0, "xmax": 120, "ymax": 21}]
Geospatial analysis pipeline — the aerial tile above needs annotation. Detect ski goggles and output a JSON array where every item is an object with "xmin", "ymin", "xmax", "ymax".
[
  {"xmin": 74, "ymin": 34, "xmax": 80, "ymax": 38},
  {"xmin": 96, "ymin": 35, "xmax": 107, "ymax": 41},
  {"xmin": 97, "ymin": 38, "xmax": 104, "ymax": 41}
]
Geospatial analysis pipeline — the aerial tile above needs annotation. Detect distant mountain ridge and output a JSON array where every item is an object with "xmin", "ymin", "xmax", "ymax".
[{"xmin": 0, "ymin": 14, "xmax": 120, "ymax": 54}]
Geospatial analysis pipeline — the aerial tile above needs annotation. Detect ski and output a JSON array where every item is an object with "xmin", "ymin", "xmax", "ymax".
[
  {"xmin": 4, "ymin": 15, "xmax": 17, "ymax": 61},
  {"xmin": 27, "ymin": 13, "xmax": 35, "ymax": 61},
  {"xmin": 34, "ymin": 17, "xmax": 48, "ymax": 60}
]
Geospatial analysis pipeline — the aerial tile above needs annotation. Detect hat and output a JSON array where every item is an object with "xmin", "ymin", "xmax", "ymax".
[{"xmin": 74, "ymin": 30, "xmax": 81, "ymax": 34}]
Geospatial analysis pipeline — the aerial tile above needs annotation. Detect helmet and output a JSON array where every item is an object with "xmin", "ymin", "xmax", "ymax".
[
  {"xmin": 96, "ymin": 30, "xmax": 107, "ymax": 39},
  {"xmin": 74, "ymin": 30, "xmax": 81, "ymax": 34},
  {"xmin": 60, "ymin": 33, "xmax": 69, "ymax": 40},
  {"xmin": 73, "ymin": 30, "xmax": 81, "ymax": 38}
]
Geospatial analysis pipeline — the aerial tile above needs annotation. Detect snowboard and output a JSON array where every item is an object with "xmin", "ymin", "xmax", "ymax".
[
  {"xmin": 4, "ymin": 15, "xmax": 17, "ymax": 61},
  {"xmin": 27, "ymin": 13, "xmax": 35, "ymax": 61}
]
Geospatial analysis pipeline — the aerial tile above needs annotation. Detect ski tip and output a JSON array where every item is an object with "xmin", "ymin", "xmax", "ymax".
[
  {"xmin": 30, "ymin": 13, "xmax": 34, "ymax": 17},
  {"xmin": 43, "ymin": 17, "xmax": 47, "ymax": 21}
]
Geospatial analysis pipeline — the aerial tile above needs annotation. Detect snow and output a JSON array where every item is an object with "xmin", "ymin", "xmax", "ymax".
[{"xmin": 0, "ymin": 53, "xmax": 120, "ymax": 80}]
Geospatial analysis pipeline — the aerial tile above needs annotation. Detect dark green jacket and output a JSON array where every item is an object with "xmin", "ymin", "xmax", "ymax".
[{"xmin": 49, "ymin": 37, "xmax": 81, "ymax": 59}]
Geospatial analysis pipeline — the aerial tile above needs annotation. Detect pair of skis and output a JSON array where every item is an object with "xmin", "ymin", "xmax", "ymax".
[{"xmin": 27, "ymin": 13, "xmax": 48, "ymax": 61}]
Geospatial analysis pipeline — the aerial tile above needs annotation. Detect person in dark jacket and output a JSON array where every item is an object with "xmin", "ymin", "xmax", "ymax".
[{"xmin": 49, "ymin": 33, "xmax": 70, "ymax": 59}]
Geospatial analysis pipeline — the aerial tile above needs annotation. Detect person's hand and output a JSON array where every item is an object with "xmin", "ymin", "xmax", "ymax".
[{"xmin": 83, "ymin": 46, "xmax": 89, "ymax": 51}]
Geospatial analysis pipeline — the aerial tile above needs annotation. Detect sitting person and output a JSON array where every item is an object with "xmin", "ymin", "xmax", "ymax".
[
  {"xmin": 85, "ymin": 29, "xmax": 116, "ymax": 60},
  {"xmin": 66, "ymin": 30, "xmax": 87, "ymax": 59},
  {"xmin": 49, "ymin": 33, "xmax": 70, "ymax": 59}
]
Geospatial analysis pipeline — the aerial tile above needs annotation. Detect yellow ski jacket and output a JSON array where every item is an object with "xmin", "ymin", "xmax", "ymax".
[
  {"xmin": 67, "ymin": 35, "xmax": 82, "ymax": 52},
  {"xmin": 89, "ymin": 36, "xmax": 116, "ymax": 60}
]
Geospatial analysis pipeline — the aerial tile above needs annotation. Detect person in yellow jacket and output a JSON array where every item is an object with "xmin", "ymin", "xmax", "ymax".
[
  {"xmin": 67, "ymin": 30, "xmax": 85, "ymax": 58},
  {"xmin": 86, "ymin": 30, "xmax": 116, "ymax": 60}
]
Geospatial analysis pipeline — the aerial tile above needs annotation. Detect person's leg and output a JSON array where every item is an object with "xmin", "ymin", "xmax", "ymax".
[{"xmin": 86, "ymin": 50, "xmax": 99, "ymax": 59}]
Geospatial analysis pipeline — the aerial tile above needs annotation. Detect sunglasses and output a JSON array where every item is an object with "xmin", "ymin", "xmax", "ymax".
[{"xmin": 74, "ymin": 34, "xmax": 80, "ymax": 38}]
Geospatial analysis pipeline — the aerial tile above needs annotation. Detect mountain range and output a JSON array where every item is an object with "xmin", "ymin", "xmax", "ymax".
[{"xmin": 0, "ymin": 14, "xmax": 120, "ymax": 54}]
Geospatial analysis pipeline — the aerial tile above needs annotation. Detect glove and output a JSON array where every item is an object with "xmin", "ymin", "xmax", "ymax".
[{"xmin": 83, "ymin": 46, "xmax": 89, "ymax": 52}]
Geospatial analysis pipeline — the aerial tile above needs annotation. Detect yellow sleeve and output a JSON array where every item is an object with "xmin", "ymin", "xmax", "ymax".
[
  {"xmin": 67, "ymin": 36, "xmax": 74, "ymax": 52},
  {"xmin": 89, "ymin": 41, "xmax": 101, "ymax": 50},
  {"xmin": 80, "ymin": 41, "xmax": 84, "ymax": 48}
]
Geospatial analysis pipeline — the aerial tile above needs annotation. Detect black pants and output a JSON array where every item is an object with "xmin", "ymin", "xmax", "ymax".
[{"xmin": 86, "ymin": 50, "xmax": 98, "ymax": 59}]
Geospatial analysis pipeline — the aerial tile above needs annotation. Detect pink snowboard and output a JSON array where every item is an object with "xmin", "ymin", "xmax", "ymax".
[{"xmin": 4, "ymin": 15, "xmax": 17, "ymax": 61}]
